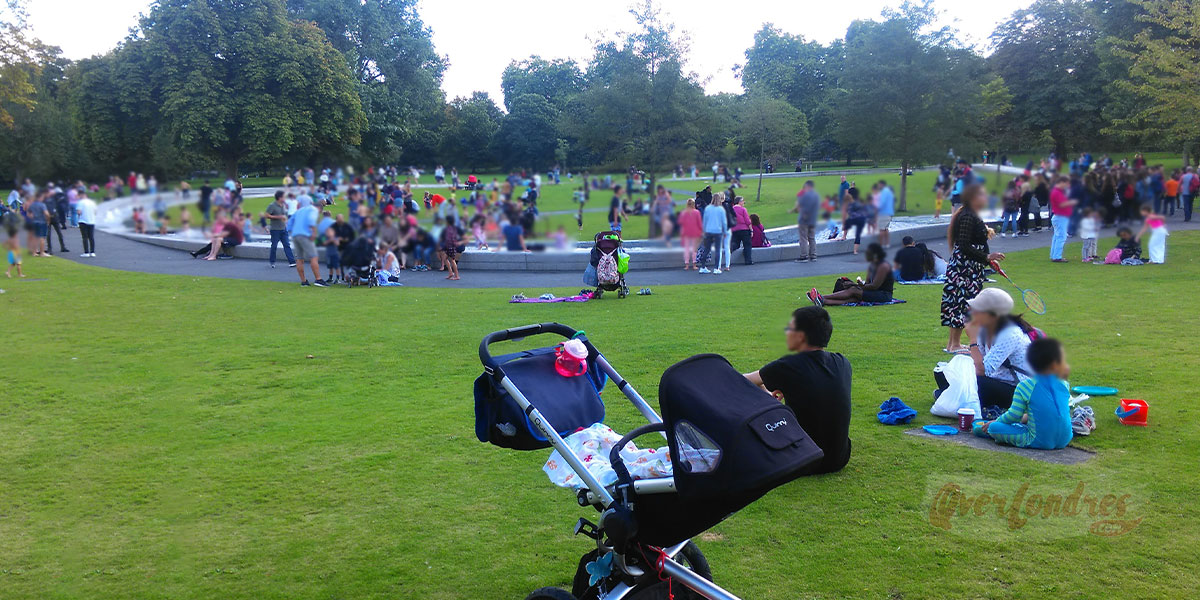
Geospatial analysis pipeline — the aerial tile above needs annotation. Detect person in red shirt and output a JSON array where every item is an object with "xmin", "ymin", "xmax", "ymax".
[{"xmin": 1049, "ymin": 175, "xmax": 1076, "ymax": 262}]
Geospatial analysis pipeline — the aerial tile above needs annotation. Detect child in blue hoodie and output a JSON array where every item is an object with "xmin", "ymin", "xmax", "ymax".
[{"xmin": 974, "ymin": 337, "xmax": 1074, "ymax": 450}]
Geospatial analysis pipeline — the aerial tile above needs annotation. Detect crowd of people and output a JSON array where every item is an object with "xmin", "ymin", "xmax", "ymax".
[
  {"xmin": 3, "ymin": 181, "xmax": 100, "ymax": 278},
  {"xmin": 196, "ymin": 167, "xmax": 585, "ymax": 287},
  {"xmin": 3, "ymin": 149, "xmax": 1192, "ymax": 289}
]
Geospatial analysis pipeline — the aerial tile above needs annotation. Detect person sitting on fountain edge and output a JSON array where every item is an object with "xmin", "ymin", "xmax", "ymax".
[{"xmin": 743, "ymin": 306, "xmax": 852, "ymax": 475}]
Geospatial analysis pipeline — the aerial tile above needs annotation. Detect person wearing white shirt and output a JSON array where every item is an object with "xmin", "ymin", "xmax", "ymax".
[{"xmin": 76, "ymin": 194, "xmax": 98, "ymax": 257}]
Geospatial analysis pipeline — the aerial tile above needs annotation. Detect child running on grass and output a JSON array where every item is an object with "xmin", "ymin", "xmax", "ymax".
[{"xmin": 973, "ymin": 338, "xmax": 1073, "ymax": 450}]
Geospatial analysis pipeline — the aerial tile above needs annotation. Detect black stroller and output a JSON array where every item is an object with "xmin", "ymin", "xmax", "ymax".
[
  {"xmin": 475, "ymin": 323, "xmax": 824, "ymax": 600},
  {"xmin": 341, "ymin": 236, "xmax": 377, "ymax": 287},
  {"xmin": 588, "ymin": 231, "xmax": 629, "ymax": 299}
]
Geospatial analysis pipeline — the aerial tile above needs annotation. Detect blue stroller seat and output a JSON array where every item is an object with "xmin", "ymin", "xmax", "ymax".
[{"xmin": 474, "ymin": 332, "xmax": 607, "ymax": 451}]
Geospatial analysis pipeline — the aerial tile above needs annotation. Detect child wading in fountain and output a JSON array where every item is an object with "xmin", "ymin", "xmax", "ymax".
[
  {"xmin": 1079, "ymin": 208, "xmax": 1100, "ymax": 262},
  {"xmin": 974, "ymin": 338, "xmax": 1074, "ymax": 450},
  {"xmin": 471, "ymin": 214, "xmax": 488, "ymax": 250},
  {"xmin": 441, "ymin": 215, "xmax": 461, "ymax": 281}
]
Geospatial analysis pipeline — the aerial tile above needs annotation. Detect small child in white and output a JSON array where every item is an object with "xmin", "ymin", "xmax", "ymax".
[{"xmin": 1079, "ymin": 208, "xmax": 1100, "ymax": 262}]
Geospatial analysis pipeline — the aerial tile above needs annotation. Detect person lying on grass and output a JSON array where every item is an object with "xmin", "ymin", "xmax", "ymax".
[
  {"xmin": 743, "ymin": 306, "xmax": 851, "ymax": 476},
  {"xmin": 973, "ymin": 337, "xmax": 1073, "ymax": 450},
  {"xmin": 806, "ymin": 243, "xmax": 894, "ymax": 306}
]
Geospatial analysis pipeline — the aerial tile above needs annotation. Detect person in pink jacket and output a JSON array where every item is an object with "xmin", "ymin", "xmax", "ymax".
[
  {"xmin": 730, "ymin": 196, "xmax": 754, "ymax": 265},
  {"xmin": 677, "ymin": 198, "xmax": 704, "ymax": 270}
]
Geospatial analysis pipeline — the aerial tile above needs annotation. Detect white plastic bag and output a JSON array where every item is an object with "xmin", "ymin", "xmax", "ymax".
[
  {"xmin": 543, "ymin": 424, "xmax": 673, "ymax": 489},
  {"xmin": 931, "ymin": 354, "xmax": 981, "ymax": 418}
]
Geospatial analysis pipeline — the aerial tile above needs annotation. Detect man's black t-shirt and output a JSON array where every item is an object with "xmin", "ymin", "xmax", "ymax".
[
  {"xmin": 894, "ymin": 246, "xmax": 926, "ymax": 282},
  {"xmin": 759, "ymin": 350, "xmax": 852, "ymax": 475}
]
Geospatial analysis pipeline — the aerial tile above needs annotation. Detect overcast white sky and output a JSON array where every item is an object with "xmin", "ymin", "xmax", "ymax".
[{"xmin": 28, "ymin": 0, "xmax": 1031, "ymax": 104}]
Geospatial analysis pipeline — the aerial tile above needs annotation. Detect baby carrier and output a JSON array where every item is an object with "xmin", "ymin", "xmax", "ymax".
[{"xmin": 475, "ymin": 323, "xmax": 823, "ymax": 600}]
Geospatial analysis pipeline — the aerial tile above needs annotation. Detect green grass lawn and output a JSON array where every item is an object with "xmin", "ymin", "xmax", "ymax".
[{"xmin": 3, "ymin": 234, "xmax": 1199, "ymax": 598}]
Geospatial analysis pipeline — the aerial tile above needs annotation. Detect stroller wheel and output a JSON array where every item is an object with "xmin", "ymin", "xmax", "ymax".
[
  {"xmin": 572, "ymin": 541, "xmax": 711, "ymax": 600},
  {"xmin": 524, "ymin": 587, "xmax": 576, "ymax": 600},
  {"xmin": 617, "ymin": 288, "xmax": 627, "ymax": 299}
]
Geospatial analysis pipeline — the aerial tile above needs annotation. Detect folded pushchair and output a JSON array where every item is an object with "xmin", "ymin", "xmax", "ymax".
[
  {"xmin": 587, "ymin": 232, "xmax": 629, "ymax": 299},
  {"xmin": 475, "ymin": 323, "xmax": 824, "ymax": 600},
  {"xmin": 341, "ymin": 236, "xmax": 377, "ymax": 287}
]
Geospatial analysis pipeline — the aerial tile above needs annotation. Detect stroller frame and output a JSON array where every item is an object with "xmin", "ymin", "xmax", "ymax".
[{"xmin": 480, "ymin": 323, "xmax": 741, "ymax": 600}]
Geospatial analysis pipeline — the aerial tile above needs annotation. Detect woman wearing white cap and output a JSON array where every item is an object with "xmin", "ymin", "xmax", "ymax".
[{"xmin": 934, "ymin": 287, "xmax": 1038, "ymax": 410}]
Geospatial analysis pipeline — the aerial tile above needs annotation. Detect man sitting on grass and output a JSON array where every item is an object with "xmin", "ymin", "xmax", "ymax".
[
  {"xmin": 743, "ymin": 306, "xmax": 852, "ymax": 475},
  {"xmin": 973, "ymin": 337, "xmax": 1073, "ymax": 450}
]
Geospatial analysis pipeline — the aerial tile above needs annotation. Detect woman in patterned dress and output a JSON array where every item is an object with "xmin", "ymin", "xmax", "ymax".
[{"xmin": 941, "ymin": 184, "xmax": 1006, "ymax": 353}]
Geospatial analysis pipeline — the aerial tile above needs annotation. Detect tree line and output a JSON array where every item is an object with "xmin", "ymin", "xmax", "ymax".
[{"xmin": 1, "ymin": 0, "xmax": 1197, "ymax": 203}]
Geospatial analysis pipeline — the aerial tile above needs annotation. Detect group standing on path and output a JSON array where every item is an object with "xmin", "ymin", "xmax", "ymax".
[{"xmin": 3, "ymin": 182, "xmax": 103, "ymax": 279}]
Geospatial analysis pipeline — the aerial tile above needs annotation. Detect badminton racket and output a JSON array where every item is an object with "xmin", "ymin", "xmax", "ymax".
[{"xmin": 990, "ymin": 260, "xmax": 1046, "ymax": 315}]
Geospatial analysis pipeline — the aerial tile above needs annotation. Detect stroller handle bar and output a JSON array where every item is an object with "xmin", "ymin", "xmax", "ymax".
[{"xmin": 479, "ymin": 322, "xmax": 582, "ymax": 369}]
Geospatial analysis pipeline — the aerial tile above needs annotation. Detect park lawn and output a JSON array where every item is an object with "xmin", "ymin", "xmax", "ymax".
[{"xmin": 3, "ymin": 233, "xmax": 1200, "ymax": 599}]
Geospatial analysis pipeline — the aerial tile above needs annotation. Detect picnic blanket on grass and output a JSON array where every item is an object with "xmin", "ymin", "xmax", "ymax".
[
  {"xmin": 510, "ymin": 291, "xmax": 593, "ymax": 304},
  {"xmin": 830, "ymin": 298, "xmax": 906, "ymax": 307}
]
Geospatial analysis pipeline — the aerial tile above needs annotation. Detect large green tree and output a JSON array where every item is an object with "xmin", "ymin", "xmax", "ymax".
[
  {"xmin": 68, "ymin": 42, "xmax": 171, "ymax": 176},
  {"xmin": 287, "ymin": 0, "xmax": 445, "ymax": 165},
  {"xmin": 500, "ymin": 57, "xmax": 583, "ymax": 113},
  {"xmin": 977, "ymin": 75, "xmax": 1015, "ymax": 194},
  {"xmin": 437, "ymin": 92, "xmax": 501, "ymax": 171},
  {"xmin": 739, "ymin": 25, "xmax": 844, "ymax": 163},
  {"xmin": 121, "ymin": 0, "xmax": 366, "ymax": 178},
  {"xmin": 560, "ymin": 0, "xmax": 714, "ymax": 169},
  {"xmin": 493, "ymin": 93, "xmax": 558, "ymax": 169},
  {"xmin": 989, "ymin": 0, "xmax": 1107, "ymax": 158},
  {"xmin": 836, "ymin": 3, "xmax": 983, "ymax": 210},
  {"xmin": 735, "ymin": 94, "xmax": 808, "ymax": 201},
  {"xmin": 738, "ymin": 25, "xmax": 838, "ymax": 118},
  {"xmin": 0, "ymin": 0, "xmax": 40, "ymax": 129},
  {"xmin": 0, "ymin": 43, "xmax": 77, "ymax": 184},
  {"xmin": 1105, "ymin": 0, "xmax": 1200, "ymax": 164}
]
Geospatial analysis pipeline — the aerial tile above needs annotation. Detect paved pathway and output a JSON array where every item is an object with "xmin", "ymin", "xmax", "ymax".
[{"xmin": 58, "ymin": 221, "xmax": 1200, "ymax": 289}]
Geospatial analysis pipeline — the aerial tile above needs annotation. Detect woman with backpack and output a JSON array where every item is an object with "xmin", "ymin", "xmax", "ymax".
[
  {"xmin": 940, "ymin": 184, "xmax": 1006, "ymax": 354},
  {"xmin": 935, "ymin": 288, "xmax": 1038, "ymax": 411}
]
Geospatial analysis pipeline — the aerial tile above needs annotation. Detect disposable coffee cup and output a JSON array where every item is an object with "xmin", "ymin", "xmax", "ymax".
[{"xmin": 957, "ymin": 407, "xmax": 975, "ymax": 432}]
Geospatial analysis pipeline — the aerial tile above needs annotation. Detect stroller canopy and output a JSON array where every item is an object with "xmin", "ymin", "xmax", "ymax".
[{"xmin": 658, "ymin": 354, "xmax": 824, "ymax": 502}]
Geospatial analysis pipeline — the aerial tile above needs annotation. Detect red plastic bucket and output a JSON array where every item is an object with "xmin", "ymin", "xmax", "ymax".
[{"xmin": 1115, "ymin": 399, "xmax": 1148, "ymax": 426}]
